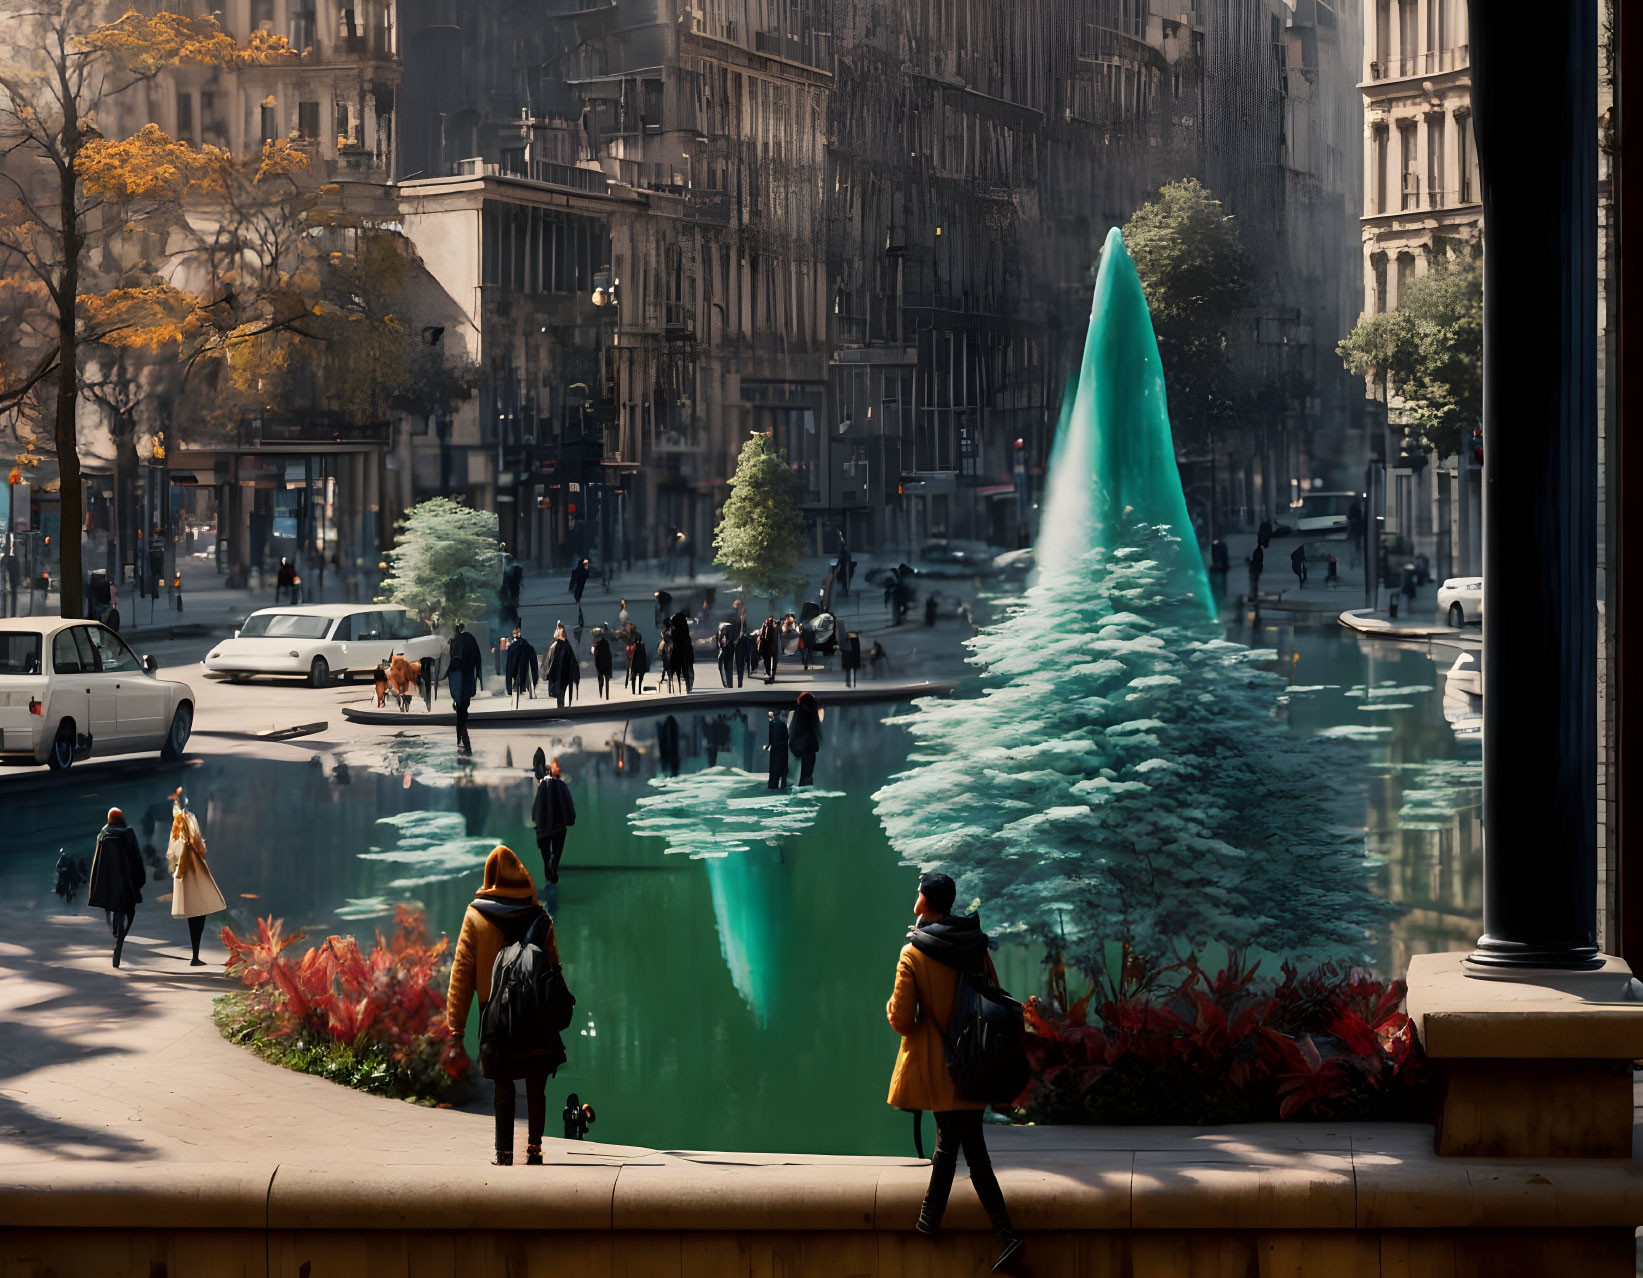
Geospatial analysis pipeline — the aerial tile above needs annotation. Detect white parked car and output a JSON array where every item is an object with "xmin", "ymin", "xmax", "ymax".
[
  {"xmin": 1436, "ymin": 577, "xmax": 1483, "ymax": 627},
  {"xmin": 202, "ymin": 604, "xmax": 444, "ymax": 687},
  {"xmin": 0, "ymin": 618, "xmax": 194, "ymax": 772}
]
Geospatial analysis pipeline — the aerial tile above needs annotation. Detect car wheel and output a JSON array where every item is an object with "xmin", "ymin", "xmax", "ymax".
[
  {"xmin": 46, "ymin": 721, "xmax": 74, "ymax": 772},
  {"xmin": 309, "ymin": 656, "xmax": 330, "ymax": 688},
  {"xmin": 1448, "ymin": 602, "xmax": 1465, "ymax": 628},
  {"xmin": 161, "ymin": 703, "xmax": 193, "ymax": 760}
]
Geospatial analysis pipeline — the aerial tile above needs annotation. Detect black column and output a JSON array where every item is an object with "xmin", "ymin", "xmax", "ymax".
[{"xmin": 1467, "ymin": 0, "xmax": 1601, "ymax": 970}]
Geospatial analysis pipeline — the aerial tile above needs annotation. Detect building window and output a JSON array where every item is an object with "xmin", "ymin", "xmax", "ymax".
[
  {"xmin": 250, "ymin": 0, "xmax": 274, "ymax": 32},
  {"xmin": 1372, "ymin": 253, "xmax": 1388, "ymax": 315},
  {"xmin": 1396, "ymin": 251, "xmax": 1416, "ymax": 302},
  {"xmin": 176, "ymin": 90, "xmax": 193, "ymax": 141},
  {"xmin": 297, "ymin": 101, "xmax": 319, "ymax": 140},
  {"xmin": 336, "ymin": 102, "xmax": 349, "ymax": 143},
  {"xmin": 1427, "ymin": 114, "xmax": 1445, "ymax": 207},
  {"xmin": 1374, "ymin": 0, "xmax": 1390, "ymax": 74},
  {"xmin": 261, "ymin": 103, "xmax": 278, "ymax": 143},
  {"xmin": 1456, "ymin": 111, "xmax": 1473, "ymax": 202},
  {"xmin": 1398, "ymin": 0, "xmax": 1417, "ymax": 74},
  {"xmin": 1373, "ymin": 124, "xmax": 1388, "ymax": 214},
  {"xmin": 1399, "ymin": 123, "xmax": 1418, "ymax": 209},
  {"xmin": 290, "ymin": 4, "xmax": 315, "ymax": 50}
]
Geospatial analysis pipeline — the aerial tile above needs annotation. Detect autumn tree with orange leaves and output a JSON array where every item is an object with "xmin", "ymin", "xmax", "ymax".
[{"xmin": 0, "ymin": 3, "xmax": 323, "ymax": 616}]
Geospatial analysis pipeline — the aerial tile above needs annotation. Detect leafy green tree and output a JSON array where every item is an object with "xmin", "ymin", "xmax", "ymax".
[
  {"xmin": 1337, "ymin": 253, "xmax": 1481, "ymax": 459},
  {"xmin": 713, "ymin": 433, "xmax": 805, "ymax": 599},
  {"xmin": 1122, "ymin": 179, "xmax": 1251, "ymax": 457},
  {"xmin": 377, "ymin": 498, "xmax": 499, "ymax": 629}
]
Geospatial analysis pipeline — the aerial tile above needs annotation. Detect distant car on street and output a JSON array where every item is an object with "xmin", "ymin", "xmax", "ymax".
[
  {"xmin": 1293, "ymin": 491, "xmax": 1359, "ymax": 536},
  {"xmin": 0, "ymin": 618, "xmax": 193, "ymax": 771},
  {"xmin": 918, "ymin": 539, "xmax": 998, "ymax": 576},
  {"xmin": 202, "ymin": 604, "xmax": 443, "ymax": 687},
  {"xmin": 1436, "ymin": 577, "xmax": 1483, "ymax": 627}
]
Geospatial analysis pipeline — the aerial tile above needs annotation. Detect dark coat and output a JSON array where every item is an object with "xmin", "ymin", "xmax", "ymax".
[
  {"xmin": 842, "ymin": 635, "xmax": 862, "ymax": 670},
  {"xmin": 628, "ymin": 637, "xmax": 650, "ymax": 677},
  {"xmin": 531, "ymin": 776, "xmax": 577, "ymax": 834},
  {"xmin": 736, "ymin": 633, "xmax": 756, "ymax": 670},
  {"xmin": 593, "ymin": 637, "xmax": 612, "ymax": 676},
  {"xmin": 450, "ymin": 630, "xmax": 483, "ymax": 679},
  {"xmin": 506, "ymin": 637, "xmax": 538, "ymax": 690},
  {"xmin": 758, "ymin": 619, "xmax": 779, "ymax": 657},
  {"xmin": 569, "ymin": 563, "xmax": 590, "ymax": 594},
  {"xmin": 86, "ymin": 823, "xmax": 145, "ymax": 916},
  {"xmin": 669, "ymin": 612, "xmax": 695, "ymax": 669},
  {"xmin": 788, "ymin": 696, "xmax": 822, "ymax": 756},
  {"xmin": 545, "ymin": 639, "xmax": 578, "ymax": 692},
  {"xmin": 767, "ymin": 716, "xmax": 789, "ymax": 754}
]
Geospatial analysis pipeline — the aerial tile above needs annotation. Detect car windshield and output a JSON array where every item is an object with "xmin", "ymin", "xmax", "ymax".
[
  {"xmin": 0, "ymin": 633, "xmax": 42, "ymax": 675},
  {"xmin": 238, "ymin": 613, "xmax": 334, "ymax": 639}
]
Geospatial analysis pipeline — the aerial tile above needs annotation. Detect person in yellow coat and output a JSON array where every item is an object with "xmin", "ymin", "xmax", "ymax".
[
  {"xmin": 885, "ymin": 872, "xmax": 1022, "ymax": 1272},
  {"xmin": 447, "ymin": 846, "xmax": 562, "ymax": 1166},
  {"xmin": 166, "ymin": 787, "xmax": 225, "ymax": 965}
]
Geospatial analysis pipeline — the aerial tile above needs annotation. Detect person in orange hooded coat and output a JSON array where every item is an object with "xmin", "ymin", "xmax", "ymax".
[
  {"xmin": 886, "ymin": 872, "xmax": 1022, "ymax": 1272},
  {"xmin": 447, "ymin": 845, "xmax": 562, "ymax": 1165}
]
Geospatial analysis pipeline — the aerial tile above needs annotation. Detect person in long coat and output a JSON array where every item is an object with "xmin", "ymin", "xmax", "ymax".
[
  {"xmin": 544, "ymin": 623, "xmax": 578, "ymax": 708},
  {"xmin": 569, "ymin": 557, "xmax": 591, "ymax": 604},
  {"xmin": 764, "ymin": 710, "xmax": 789, "ymax": 789},
  {"xmin": 592, "ymin": 632, "xmax": 613, "ymax": 699},
  {"xmin": 886, "ymin": 873, "xmax": 1020, "ymax": 1269},
  {"xmin": 758, "ymin": 616, "xmax": 780, "ymax": 683},
  {"xmin": 166, "ymin": 788, "xmax": 226, "ymax": 966},
  {"xmin": 787, "ymin": 691, "xmax": 823, "ymax": 786},
  {"xmin": 669, "ymin": 611, "xmax": 695, "ymax": 693},
  {"xmin": 531, "ymin": 758, "xmax": 577, "ymax": 884},
  {"xmin": 716, "ymin": 623, "xmax": 736, "ymax": 687},
  {"xmin": 841, "ymin": 632, "xmax": 863, "ymax": 688},
  {"xmin": 448, "ymin": 623, "xmax": 484, "ymax": 753},
  {"xmin": 505, "ymin": 627, "xmax": 538, "ymax": 700},
  {"xmin": 446, "ymin": 846, "xmax": 562, "ymax": 1166},
  {"xmin": 87, "ymin": 807, "xmax": 145, "ymax": 968}
]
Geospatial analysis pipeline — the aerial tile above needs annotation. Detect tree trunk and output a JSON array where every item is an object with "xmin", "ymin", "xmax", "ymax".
[{"xmin": 55, "ymin": 125, "xmax": 82, "ymax": 620}]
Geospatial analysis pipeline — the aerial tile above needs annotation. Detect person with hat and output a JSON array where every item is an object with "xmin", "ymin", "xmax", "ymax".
[
  {"xmin": 447, "ymin": 846, "xmax": 563, "ymax": 1166},
  {"xmin": 86, "ymin": 807, "xmax": 145, "ymax": 968},
  {"xmin": 886, "ymin": 872, "xmax": 1023, "ymax": 1272}
]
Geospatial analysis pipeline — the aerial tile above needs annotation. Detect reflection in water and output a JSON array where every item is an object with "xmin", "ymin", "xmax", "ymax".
[
  {"xmin": 628, "ymin": 768, "xmax": 843, "ymax": 1024},
  {"xmin": 0, "ymin": 631, "xmax": 1481, "ymax": 1152}
]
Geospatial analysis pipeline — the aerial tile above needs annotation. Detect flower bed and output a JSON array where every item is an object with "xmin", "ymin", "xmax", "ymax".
[
  {"xmin": 214, "ymin": 908, "xmax": 469, "ymax": 1106},
  {"xmin": 1015, "ymin": 950, "xmax": 1428, "ymax": 1126}
]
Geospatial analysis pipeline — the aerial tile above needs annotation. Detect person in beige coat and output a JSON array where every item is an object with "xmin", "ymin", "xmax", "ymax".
[{"xmin": 166, "ymin": 787, "xmax": 225, "ymax": 965}]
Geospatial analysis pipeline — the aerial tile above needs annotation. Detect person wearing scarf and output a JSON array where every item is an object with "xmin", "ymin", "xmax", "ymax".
[{"xmin": 447, "ymin": 846, "xmax": 562, "ymax": 1166}]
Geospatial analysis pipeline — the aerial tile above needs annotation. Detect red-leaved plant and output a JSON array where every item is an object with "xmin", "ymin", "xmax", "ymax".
[
  {"xmin": 220, "ymin": 908, "xmax": 469, "ymax": 1098},
  {"xmin": 1015, "ymin": 948, "xmax": 1427, "ymax": 1125}
]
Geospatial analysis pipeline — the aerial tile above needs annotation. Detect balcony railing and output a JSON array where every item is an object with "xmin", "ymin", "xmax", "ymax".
[
  {"xmin": 752, "ymin": 28, "xmax": 832, "ymax": 71},
  {"xmin": 527, "ymin": 160, "xmax": 609, "ymax": 194},
  {"xmin": 1369, "ymin": 43, "xmax": 1469, "ymax": 80}
]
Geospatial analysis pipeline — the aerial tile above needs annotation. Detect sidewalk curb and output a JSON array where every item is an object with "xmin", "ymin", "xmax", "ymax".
[
  {"xmin": 1338, "ymin": 608, "xmax": 1480, "ymax": 642},
  {"xmin": 340, "ymin": 681, "xmax": 955, "ymax": 726}
]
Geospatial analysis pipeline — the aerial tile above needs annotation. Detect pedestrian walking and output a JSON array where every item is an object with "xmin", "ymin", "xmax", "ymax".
[
  {"xmin": 704, "ymin": 713, "xmax": 731, "ymax": 767},
  {"xmin": 1248, "ymin": 544, "xmax": 1265, "ymax": 600},
  {"xmin": 448, "ymin": 623, "xmax": 484, "ymax": 753},
  {"xmin": 788, "ymin": 691, "xmax": 823, "ymax": 787},
  {"xmin": 505, "ymin": 626, "xmax": 538, "ymax": 701},
  {"xmin": 165, "ymin": 788, "xmax": 226, "ymax": 966},
  {"xmin": 618, "ymin": 598, "xmax": 630, "ymax": 632},
  {"xmin": 275, "ymin": 557, "xmax": 297, "ymax": 603},
  {"xmin": 562, "ymin": 1094, "xmax": 595, "ymax": 1140},
  {"xmin": 1257, "ymin": 519, "xmax": 1273, "ymax": 549},
  {"xmin": 670, "ymin": 610, "xmax": 696, "ymax": 693},
  {"xmin": 734, "ymin": 628, "xmax": 755, "ymax": 688},
  {"xmin": 924, "ymin": 593, "xmax": 939, "ymax": 627},
  {"xmin": 569, "ymin": 557, "xmax": 591, "ymax": 605},
  {"xmin": 87, "ymin": 807, "xmax": 145, "ymax": 968},
  {"xmin": 716, "ymin": 622, "xmax": 736, "ymax": 687},
  {"xmin": 626, "ymin": 632, "xmax": 650, "ymax": 694},
  {"xmin": 1290, "ymin": 544, "xmax": 1307, "ymax": 588},
  {"xmin": 1326, "ymin": 554, "xmax": 1339, "ymax": 584},
  {"xmin": 869, "ymin": 640, "xmax": 890, "ymax": 679},
  {"xmin": 765, "ymin": 710, "xmax": 789, "ymax": 790},
  {"xmin": 545, "ymin": 622, "xmax": 578, "ymax": 709},
  {"xmin": 887, "ymin": 873, "xmax": 1023, "ymax": 1272},
  {"xmin": 592, "ymin": 631, "xmax": 613, "ymax": 699},
  {"xmin": 530, "ymin": 757, "xmax": 576, "ymax": 885},
  {"xmin": 1, "ymin": 544, "xmax": 20, "ymax": 618},
  {"xmin": 759, "ymin": 615, "xmax": 780, "ymax": 682},
  {"xmin": 842, "ymin": 632, "xmax": 862, "ymax": 688},
  {"xmin": 419, "ymin": 650, "xmax": 437, "ymax": 710},
  {"xmin": 653, "ymin": 590, "xmax": 672, "ymax": 631},
  {"xmin": 446, "ymin": 846, "xmax": 565, "ymax": 1166},
  {"xmin": 797, "ymin": 616, "xmax": 815, "ymax": 671},
  {"xmin": 834, "ymin": 538, "xmax": 855, "ymax": 600}
]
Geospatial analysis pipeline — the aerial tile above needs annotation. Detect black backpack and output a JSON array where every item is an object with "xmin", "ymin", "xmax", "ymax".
[
  {"xmin": 939, "ymin": 967, "xmax": 1030, "ymax": 1107},
  {"xmin": 479, "ymin": 916, "xmax": 575, "ymax": 1075}
]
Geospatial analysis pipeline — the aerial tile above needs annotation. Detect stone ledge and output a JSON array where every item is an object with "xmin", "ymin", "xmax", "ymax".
[
  {"xmin": 6, "ymin": 1138, "xmax": 1643, "ymax": 1234},
  {"xmin": 1407, "ymin": 952, "xmax": 1643, "ymax": 1060}
]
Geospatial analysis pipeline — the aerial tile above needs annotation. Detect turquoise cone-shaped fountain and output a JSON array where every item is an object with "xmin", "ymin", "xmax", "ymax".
[{"xmin": 1040, "ymin": 227, "xmax": 1213, "ymax": 618}]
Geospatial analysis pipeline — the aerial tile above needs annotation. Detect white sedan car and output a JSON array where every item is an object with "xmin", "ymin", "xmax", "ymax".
[
  {"xmin": 0, "ymin": 618, "xmax": 194, "ymax": 771},
  {"xmin": 1436, "ymin": 576, "xmax": 1483, "ymax": 627},
  {"xmin": 202, "ymin": 604, "xmax": 444, "ymax": 687}
]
